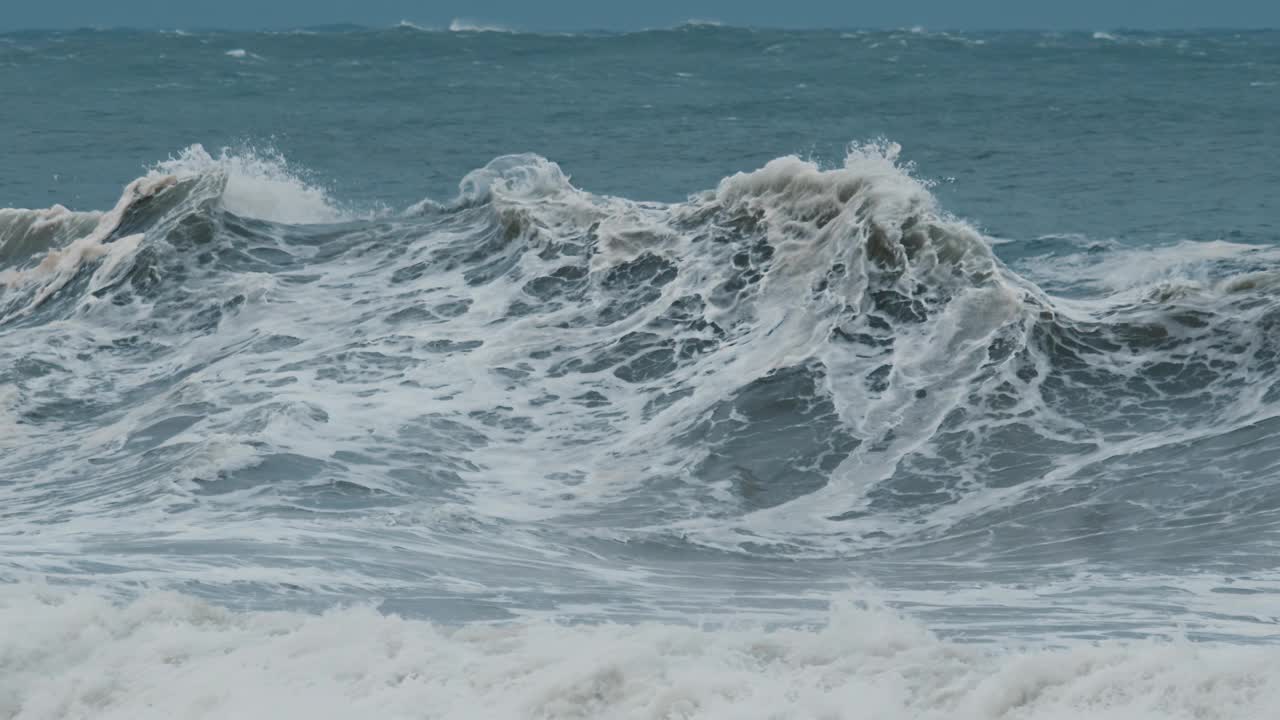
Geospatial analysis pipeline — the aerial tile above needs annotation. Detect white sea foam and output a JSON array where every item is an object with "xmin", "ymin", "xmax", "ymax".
[
  {"xmin": 0, "ymin": 586, "xmax": 1275, "ymax": 720},
  {"xmin": 154, "ymin": 144, "xmax": 347, "ymax": 224}
]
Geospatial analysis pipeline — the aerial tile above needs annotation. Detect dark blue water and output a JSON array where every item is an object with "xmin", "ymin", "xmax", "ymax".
[{"xmin": 1, "ymin": 25, "xmax": 1278, "ymax": 719}]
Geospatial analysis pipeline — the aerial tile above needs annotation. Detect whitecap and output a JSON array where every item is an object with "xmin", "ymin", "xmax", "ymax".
[
  {"xmin": 154, "ymin": 144, "xmax": 347, "ymax": 225},
  {"xmin": 448, "ymin": 18, "xmax": 513, "ymax": 33},
  {"xmin": 396, "ymin": 20, "xmax": 436, "ymax": 31}
]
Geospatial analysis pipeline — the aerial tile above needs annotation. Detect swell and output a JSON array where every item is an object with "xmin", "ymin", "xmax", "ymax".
[{"xmin": 2, "ymin": 142, "xmax": 1279, "ymax": 589}]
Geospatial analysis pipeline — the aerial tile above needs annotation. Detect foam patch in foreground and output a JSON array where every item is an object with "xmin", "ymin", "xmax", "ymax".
[{"xmin": 1, "ymin": 588, "xmax": 1275, "ymax": 720}]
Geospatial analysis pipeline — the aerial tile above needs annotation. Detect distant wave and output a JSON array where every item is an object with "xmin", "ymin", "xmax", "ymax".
[
  {"xmin": 223, "ymin": 48, "xmax": 267, "ymax": 60},
  {"xmin": 448, "ymin": 18, "xmax": 514, "ymax": 34},
  {"xmin": 392, "ymin": 18, "xmax": 519, "ymax": 34},
  {"xmin": 394, "ymin": 20, "xmax": 435, "ymax": 32}
]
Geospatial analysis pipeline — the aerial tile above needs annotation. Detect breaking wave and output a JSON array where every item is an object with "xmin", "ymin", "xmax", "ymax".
[{"xmin": 1, "ymin": 141, "xmax": 1279, "ymax": 639}]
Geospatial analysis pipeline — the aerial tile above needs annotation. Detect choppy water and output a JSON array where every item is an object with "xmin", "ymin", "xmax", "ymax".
[{"xmin": 2, "ymin": 24, "xmax": 1280, "ymax": 719}]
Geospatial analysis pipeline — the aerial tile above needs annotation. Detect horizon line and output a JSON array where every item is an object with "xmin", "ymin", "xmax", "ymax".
[{"xmin": 2, "ymin": 22, "xmax": 1279, "ymax": 35}]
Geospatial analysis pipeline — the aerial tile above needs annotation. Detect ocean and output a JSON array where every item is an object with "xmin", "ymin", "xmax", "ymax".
[{"xmin": 2, "ymin": 23, "xmax": 1279, "ymax": 718}]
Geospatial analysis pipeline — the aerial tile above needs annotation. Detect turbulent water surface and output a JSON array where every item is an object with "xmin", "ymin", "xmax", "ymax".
[{"xmin": 2, "ymin": 24, "xmax": 1280, "ymax": 719}]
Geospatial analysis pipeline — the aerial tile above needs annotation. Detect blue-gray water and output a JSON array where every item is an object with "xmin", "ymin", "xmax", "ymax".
[{"xmin": 1, "ymin": 25, "xmax": 1278, "ymax": 719}]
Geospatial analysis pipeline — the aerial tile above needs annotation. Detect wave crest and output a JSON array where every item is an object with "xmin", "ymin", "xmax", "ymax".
[{"xmin": 154, "ymin": 144, "xmax": 347, "ymax": 225}]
